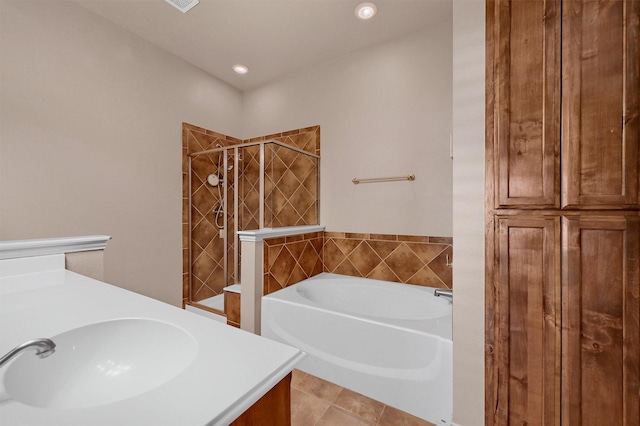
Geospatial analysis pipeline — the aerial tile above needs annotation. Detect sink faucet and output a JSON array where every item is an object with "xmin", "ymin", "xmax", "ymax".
[
  {"xmin": 434, "ymin": 288, "xmax": 453, "ymax": 299},
  {"xmin": 0, "ymin": 338, "xmax": 56, "ymax": 369}
]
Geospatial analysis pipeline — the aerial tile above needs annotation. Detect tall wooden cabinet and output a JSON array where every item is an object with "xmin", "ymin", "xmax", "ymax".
[{"xmin": 486, "ymin": 0, "xmax": 640, "ymax": 424}]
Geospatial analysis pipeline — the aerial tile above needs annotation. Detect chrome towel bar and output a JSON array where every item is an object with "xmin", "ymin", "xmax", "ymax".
[{"xmin": 352, "ymin": 174, "xmax": 415, "ymax": 185}]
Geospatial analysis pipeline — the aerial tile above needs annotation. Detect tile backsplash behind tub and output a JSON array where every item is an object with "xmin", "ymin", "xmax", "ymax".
[{"xmin": 263, "ymin": 231, "xmax": 452, "ymax": 295}]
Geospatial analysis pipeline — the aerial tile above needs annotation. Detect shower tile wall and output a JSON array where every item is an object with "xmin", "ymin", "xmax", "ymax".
[
  {"xmin": 182, "ymin": 123, "xmax": 321, "ymax": 306},
  {"xmin": 182, "ymin": 123, "xmax": 241, "ymax": 305},
  {"xmin": 263, "ymin": 231, "xmax": 453, "ymax": 295},
  {"xmin": 244, "ymin": 126, "xmax": 320, "ymax": 228}
]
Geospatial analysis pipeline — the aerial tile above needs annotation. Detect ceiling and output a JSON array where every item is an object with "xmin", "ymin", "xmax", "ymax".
[{"xmin": 74, "ymin": 0, "xmax": 452, "ymax": 92}]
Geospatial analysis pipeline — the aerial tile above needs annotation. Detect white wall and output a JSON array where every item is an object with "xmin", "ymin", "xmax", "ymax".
[
  {"xmin": 452, "ymin": 0, "xmax": 485, "ymax": 424},
  {"xmin": 242, "ymin": 21, "xmax": 453, "ymax": 237},
  {"xmin": 0, "ymin": 0, "xmax": 243, "ymax": 306}
]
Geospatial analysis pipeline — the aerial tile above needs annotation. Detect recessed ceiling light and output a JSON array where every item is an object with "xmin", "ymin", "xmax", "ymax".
[
  {"xmin": 355, "ymin": 2, "xmax": 378, "ymax": 20},
  {"xmin": 232, "ymin": 64, "xmax": 249, "ymax": 75}
]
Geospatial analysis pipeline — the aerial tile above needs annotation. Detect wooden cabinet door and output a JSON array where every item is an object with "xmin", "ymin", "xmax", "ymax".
[
  {"xmin": 488, "ymin": 0, "xmax": 561, "ymax": 209},
  {"xmin": 562, "ymin": 0, "xmax": 640, "ymax": 209},
  {"xmin": 487, "ymin": 215, "xmax": 561, "ymax": 425},
  {"xmin": 562, "ymin": 214, "xmax": 640, "ymax": 425}
]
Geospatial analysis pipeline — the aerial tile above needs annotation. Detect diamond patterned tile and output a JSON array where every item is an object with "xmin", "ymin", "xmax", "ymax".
[
  {"xmin": 192, "ymin": 278, "xmax": 216, "ymax": 301},
  {"xmin": 275, "ymin": 144, "xmax": 297, "ymax": 165},
  {"xmin": 427, "ymin": 246, "xmax": 453, "ymax": 287},
  {"xmin": 191, "ymin": 275, "xmax": 204, "ymax": 298},
  {"xmin": 271, "ymin": 188, "xmax": 288, "ymax": 216},
  {"xmin": 270, "ymin": 155, "xmax": 288, "ymax": 178},
  {"xmin": 323, "ymin": 239, "xmax": 346, "ymax": 271},
  {"xmin": 406, "ymin": 266, "xmax": 445, "ymax": 287},
  {"xmin": 269, "ymin": 245, "xmax": 286, "ymax": 271},
  {"xmin": 290, "ymin": 155, "xmax": 314, "ymax": 182},
  {"xmin": 187, "ymin": 131, "xmax": 205, "ymax": 153},
  {"xmin": 278, "ymin": 202, "xmax": 299, "ymax": 226},
  {"xmin": 191, "ymin": 240, "xmax": 203, "ymax": 262},
  {"xmin": 298, "ymin": 242, "xmax": 321, "ymax": 273},
  {"xmin": 384, "ymin": 243, "xmax": 426, "ymax": 282},
  {"xmin": 192, "ymin": 253, "xmax": 216, "ymax": 282},
  {"xmin": 302, "ymin": 203, "xmax": 318, "ymax": 226},
  {"xmin": 277, "ymin": 169, "xmax": 302, "ymax": 198},
  {"xmin": 288, "ymin": 264, "xmax": 308, "ymax": 286},
  {"xmin": 270, "ymin": 247, "xmax": 296, "ymax": 288},
  {"xmin": 334, "ymin": 238, "xmax": 361, "ymax": 256},
  {"xmin": 334, "ymin": 259, "xmax": 361, "ymax": 276},
  {"xmin": 184, "ymin": 124, "xmax": 322, "ymax": 305},
  {"xmin": 348, "ymin": 242, "xmax": 382, "ymax": 277},
  {"xmin": 311, "ymin": 258, "xmax": 324, "ymax": 277},
  {"xmin": 191, "ymin": 218, "xmax": 216, "ymax": 250},
  {"xmin": 289, "ymin": 187, "xmax": 314, "ymax": 216},
  {"xmin": 204, "ymin": 268, "xmax": 226, "ymax": 294},
  {"xmin": 365, "ymin": 240, "xmax": 399, "ymax": 260},
  {"xmin": 286, "ymin": 240, "xmax": 307, "ymax": 261},
  {"xmin": 405, "ymin": 242, "xmax": 448, "ymax": 264},
  {"xmin": 311, "ymin": 236, "xmax": 323, "ymax": 255},
  {"xmin": 192, "ymin": 186, "xmax": 217, "ymax": 216},
  {"xmin": 367, "ymin": 262, "xmax": 401, "ymax": 283},
  {"xmin": 302, "ymin": 171, "xmax": 318, "ymax": 196}
]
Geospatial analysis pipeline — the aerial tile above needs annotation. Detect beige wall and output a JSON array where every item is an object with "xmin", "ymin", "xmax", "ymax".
[
  {"xmin": 0, "ymin": 0, "xmax": 243, "ymax": 306},
  {"xmin": 242, "ymin": 21, "xmax": 453, "ymax": 238},
  {"xmin": 65, "ymin": 250, "xmax": 105, "ymax": 281},
  {"xmin": 452, "ymin": 0, "xmax": 485, "ymax": 424},
  {"xmin": 1, "ymin": 4, "xmax": 482, "ymax": 423}
]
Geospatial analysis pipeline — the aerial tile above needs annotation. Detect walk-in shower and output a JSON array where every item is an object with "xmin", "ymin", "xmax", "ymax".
[{"xmin": 187, "ymin": 138, "xmax": 320, "ymax": 315}]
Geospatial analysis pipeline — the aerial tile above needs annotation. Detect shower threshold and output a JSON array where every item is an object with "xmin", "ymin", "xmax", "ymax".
[{"xmin": 198, "ymin": 293, "xmax": 225, "ymax": 311}]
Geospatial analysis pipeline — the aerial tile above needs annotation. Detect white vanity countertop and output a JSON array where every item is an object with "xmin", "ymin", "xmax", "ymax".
[{"xmin": 0, "ymin": 254, "xmax": 304, "ymax": 426}]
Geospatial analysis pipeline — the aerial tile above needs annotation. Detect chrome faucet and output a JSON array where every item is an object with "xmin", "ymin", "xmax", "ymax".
[
  {"xmin": 0, "ymin": 338, "xmax": 56, "ymax": 369},
  {"xmin": 434, "ymin": 288, "xmax": 453, "ymax": 299}
]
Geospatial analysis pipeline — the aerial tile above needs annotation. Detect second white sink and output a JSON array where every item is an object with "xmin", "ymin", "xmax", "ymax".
[{"xmin": 3, "ymin": 318, "xmax": 198, "ymax": 409}]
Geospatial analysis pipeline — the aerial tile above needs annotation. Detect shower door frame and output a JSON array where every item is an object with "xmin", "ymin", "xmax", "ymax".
[{"xmin": 187, "ymin": 139, "xmax": 321, "ymax": 312}]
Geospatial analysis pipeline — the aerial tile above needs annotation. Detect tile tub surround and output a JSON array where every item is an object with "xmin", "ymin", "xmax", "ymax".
[
  {"xmin": 182, "ymin": 123, "xmax": 321, "ymax": 306},
  {"xmin": 264, "ymin": 231, "xmax": 324, "ymax": 295},
  {"xmin": 264, "ymin": 232, "xmax": 453, "ymax": 295}
]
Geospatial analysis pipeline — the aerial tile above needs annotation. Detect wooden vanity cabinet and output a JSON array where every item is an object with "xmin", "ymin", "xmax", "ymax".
[
  {"xmin": 231, "ymin": 373, "xmax": 292, "ymax": 426},
  {"xmin": 486, "ymin": 0, "xmax": 640, "ymax": 424}
]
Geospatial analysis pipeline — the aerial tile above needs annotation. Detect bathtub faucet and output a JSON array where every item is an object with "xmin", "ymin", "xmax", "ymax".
[
  {"xmin": 0, "ymin": 338, "xmax": 56, "ymax": 369},
  {"xmin": 434, "ymin": 289, "xmax": 453, "ymax": 299}
]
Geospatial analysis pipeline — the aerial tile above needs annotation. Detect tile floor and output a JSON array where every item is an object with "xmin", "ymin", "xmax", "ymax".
[{"xmin": 291, "ymin": 370, "xmax": 436, "ymax": 426}]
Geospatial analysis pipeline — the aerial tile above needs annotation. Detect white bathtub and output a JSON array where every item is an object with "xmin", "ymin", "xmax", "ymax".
[{"xmin": 261, "ymin": 272, "xmax": 452, "ymax": 424}]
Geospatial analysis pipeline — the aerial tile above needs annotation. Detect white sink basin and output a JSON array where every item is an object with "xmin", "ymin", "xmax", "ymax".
[{"xmin": 3, "ymin": 318, "xmax": 198, "ymax": 409}]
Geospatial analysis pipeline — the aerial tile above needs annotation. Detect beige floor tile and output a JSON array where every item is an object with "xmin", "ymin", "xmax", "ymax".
[
  {"xmin": 291, "ymin": 369, "xmax": 308, "ymax": 389},
  {"xmin": 291, "ymin": 388, "xmax": 332, "ymax": 426},
  {"xmin": 316, "ymin": 406, "xmax": 375, "ymax": 426},
  {"xmin": 377, "ymin": 405, "xmax": 437, "ymax": 426},
  {"xmin": 295, "ymin": 373, "xmax": 343, "ymax": 403},
  {"xmin": 332, "ymin": 388, "xmax": 385, "ymax": 423}
]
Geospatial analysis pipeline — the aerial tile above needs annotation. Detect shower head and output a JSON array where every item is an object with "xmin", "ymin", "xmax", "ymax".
[{"xmin": 207, "ymin": 174, "xmax": 220, "ymax": 186}]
